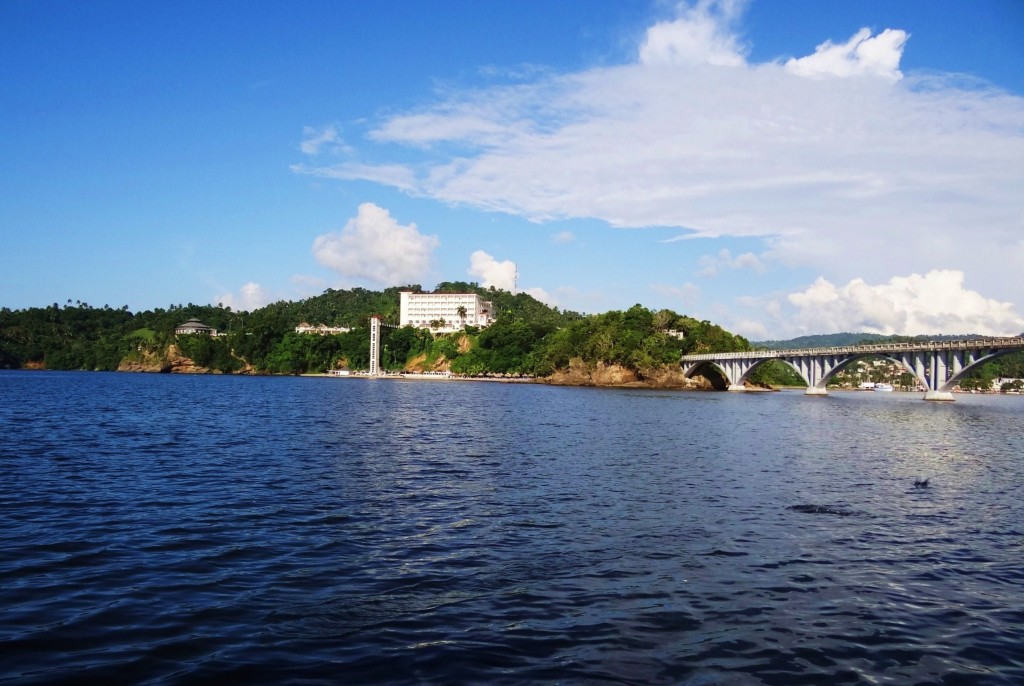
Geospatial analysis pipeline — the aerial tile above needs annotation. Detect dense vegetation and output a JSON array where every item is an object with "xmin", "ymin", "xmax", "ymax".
[
  {"xmin": 0, "ymin": 297, "xmax": 380, "ymax": 374},
  {"xmin": 0, "ymin": 287, "xmax": 755, "ymax": 380},
  {"xmin": 445, "ymin": 304, "xmax": 750, "ymax": 377},
  {"xmin": 2, "ymin": 290, "xmax": 1019, "ymax": 388}
]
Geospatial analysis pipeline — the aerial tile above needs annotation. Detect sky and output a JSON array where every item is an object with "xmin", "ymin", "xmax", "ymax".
[{"xmin": 2, "ymin": 0, "xmax": 1023, "ymax": 339}]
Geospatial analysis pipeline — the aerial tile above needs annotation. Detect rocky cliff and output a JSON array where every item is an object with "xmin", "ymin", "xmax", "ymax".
[
  {"xmin": 542, "ymin": 358, "xmax": 711, "ymax": 389},
  {"xmin": 118, "ymin": 344, "xmax": 256, "ymax": 374}
]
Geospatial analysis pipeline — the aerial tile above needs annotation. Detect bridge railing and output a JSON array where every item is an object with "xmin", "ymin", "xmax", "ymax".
[{"xmin": 680, "ymin": 337, "xmax": 1024, "ymax": 362}]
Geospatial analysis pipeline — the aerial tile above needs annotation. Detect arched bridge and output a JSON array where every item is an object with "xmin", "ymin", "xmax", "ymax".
[{"xmin": 680, "ymin": 337, "xmax": 1024, "ymax": 401}]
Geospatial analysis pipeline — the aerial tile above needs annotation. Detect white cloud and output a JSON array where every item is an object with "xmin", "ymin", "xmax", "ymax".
[
  {"xmin": 468, "ymin": 250, "xmax": 517, "ymax": 291},
  {"xmin": 292, "ymin": 162, "xmax": 418, "ymax": 192},
  {"xmin": 698, "ymin": 248, "xmax": 765, "ymax": 277},
  {"xmin": 638, "ymin": 0, "xmax": 747, "ymax": 67},
  {"xmin": 785, "ymin": 28, "xmax": 908, "ymax": 81},
  {"xmin": 785, "ymin": 270, "xmax": 1024, "ymax": 336},
  {"xmin": 300, "ymin": 125, "xmax": 346, "ymax": 156},
  {"xmin": 551, "ymin": 230, "xmax": 576, "ymax": 244},
  {"xmin": 216, "ymin": 282, "xmax": 272, "ymax": 312},
  {"xmin": 298, "ymin": 1, "xmax": 1024, "ymax": 319},
  {"xmin": 312, "ymin": 203, "xmax": 439, "ymax": 286},
  {"xmin": 467, "ymin": 251, "xmax": 559, "ymax": 305}
]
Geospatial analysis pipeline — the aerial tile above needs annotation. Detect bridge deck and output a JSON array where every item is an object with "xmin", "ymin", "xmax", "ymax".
[{"xmin": 680, "ymin": 337, "xmax": 1024, "ymax": 362}]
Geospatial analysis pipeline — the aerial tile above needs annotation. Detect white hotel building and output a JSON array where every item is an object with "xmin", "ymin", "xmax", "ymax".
[{"xmin": 399, "ymin": 291, "xmax": 495, "ymax": 333}]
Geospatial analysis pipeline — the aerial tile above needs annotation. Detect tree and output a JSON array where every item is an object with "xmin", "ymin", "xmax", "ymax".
[
  {"xmin": 0, "ymin": 285, "xmax": 757, "ymax": 378},
  {"xmin": 1000, "ymin": 379, "xmax": 1023, "ymax": 393},
  {"xmin": 749, "ymin": 360, "xmax": 806, "ymax": 388},
  {"xmin": 898, "ymin": 372, "xmax": 917, "ymax": 391}
]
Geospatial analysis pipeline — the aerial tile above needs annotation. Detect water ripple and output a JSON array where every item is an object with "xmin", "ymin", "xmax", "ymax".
[{"xmin": 1, "ymin": 373, "xmax": 1023, "ymax": 684}]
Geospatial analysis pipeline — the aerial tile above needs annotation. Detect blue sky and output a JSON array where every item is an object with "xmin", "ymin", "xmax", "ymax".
[{"xmin": 2, "ymin": 0, "xmax": 1022, "ymax": 338}]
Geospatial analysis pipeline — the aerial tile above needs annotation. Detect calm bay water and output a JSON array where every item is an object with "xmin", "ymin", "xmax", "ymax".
[{"xmin": 1, "ymin": 371, "xmax": 1022, "ymax": 685}]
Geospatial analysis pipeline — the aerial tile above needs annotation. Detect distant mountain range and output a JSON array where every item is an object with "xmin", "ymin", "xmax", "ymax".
[{"xmin": 753, "ymin": 332, "xmax": 984, "ymax": 350}]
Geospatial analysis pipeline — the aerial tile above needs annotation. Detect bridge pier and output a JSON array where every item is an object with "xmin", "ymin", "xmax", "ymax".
[
  {"xmin": 804, "ymin": 387, "xmax": 829, "ymax": 396},
  {"xmin": 727, "ymin": 384, "xmax": 747, "ymax": 392},
  {"xmin": 924, "ymin": 390, "xmax": 955, "ymax": 402}
]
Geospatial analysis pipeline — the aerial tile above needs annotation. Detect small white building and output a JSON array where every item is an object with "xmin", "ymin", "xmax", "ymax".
[
  {"xmin": 399, "ymin": 291, "xmax": 494, "ymax": 332},
  {"xmin": 993, "ymin": 377, "xmax": 1024, "ymax": 392},
  {"xmin": 175, "ymin": 318, "xmax": 217, "ymax": 336},
  {"xmin": 295, "ymin": 322, "xmax": 351, "ymax": 335}
]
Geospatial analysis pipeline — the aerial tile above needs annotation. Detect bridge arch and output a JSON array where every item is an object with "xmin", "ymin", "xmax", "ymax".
[
  {"xmin": 786, "ymin": 355, "xmax": 860, "ymax": 391},
  {"xmin": 922, "ymin": 349, "xmax": 1017, "ymax": 392},
  {"xmin": 680, "ymin": 360, "xmax": 730, "ymax": 390},
  {"xmin": 873, "ymin": 353, "xmax": 922, "ymax": 389},
  {"xmin": 732, "ymin": 358, "xmax": 806, "ymax": 388},
  {"xmin": 796, "ymin": 350, "xmax": 1013, "ymax": 394},
  {"xmin": 882, "ymin": 347, "xmax": 1019, "ymax": 397}
]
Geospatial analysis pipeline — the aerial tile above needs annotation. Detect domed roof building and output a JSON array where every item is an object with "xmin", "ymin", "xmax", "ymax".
[{"xmin": 174, "ymin": 318, "xmax": 217, "ymax": 336}]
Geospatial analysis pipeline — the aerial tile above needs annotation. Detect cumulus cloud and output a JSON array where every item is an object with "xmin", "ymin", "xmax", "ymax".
[
  {"xmin": 786, "ymin": 270, "xmax": 1024, "ymax": 336},
  {"xmin": 698, "ymin": 248, "xmax": 765, "ymax": 277},
  {"xmin": 785, "ymin": 28, "xmax": 908, "ymax": 81},
  {"xmin": 638, "ymin": 0, "xmax": 747, "ymax": 67},
  {"xmin": 466, "ymin": 251, "xmax": 559, "ymax": 305},
  {"xmin": 312, "ymin": 203, "xmax": 439, "ymax": 285},
  {"xmin": 216, "ymin": 282, "xmax": 272, "ymax": 312},
  {"xmin": 468, "ymin": 250, "xmax": 517, "ymax": 291}
]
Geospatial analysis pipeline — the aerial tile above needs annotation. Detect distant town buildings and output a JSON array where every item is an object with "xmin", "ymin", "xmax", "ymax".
[
  {"xmin": 993, "ymin": 377, "xmax": 1024, "ymax": 393},
  {"xmin": 829, "ymin": 358, "xmax": 923, "ymax": 391},
  {"xmin": 829, "ymin": 359, "xmax": 1023, "ymax": 393},
  {"xmin": 399, "ymin": 291, "xmax": 494, "ymax": 332},
  {"xmin": 174, "ymin": 318, "xmax": 218, "ymax": 336},
  {"xmin": 294, "ymin": 323, "xmax": 351, "ymax": 335}
]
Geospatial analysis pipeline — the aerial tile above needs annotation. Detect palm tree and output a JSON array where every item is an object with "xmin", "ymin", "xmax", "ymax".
[{"xmin": 456, "ymin": 305, "xmax": 467, "ymax": 328}]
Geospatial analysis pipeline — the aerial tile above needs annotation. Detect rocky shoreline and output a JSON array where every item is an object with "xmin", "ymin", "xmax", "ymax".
[
  {"xmin": 115, "ymin": 345, "xmax": 255, "ymax": 375},
  {"xmin": 29, "ymin": 353, "xmax": 732, "ymax": 391},
  {"xmin": 539, "ymin": 359, "xmax": 712, "ymax": 390}
]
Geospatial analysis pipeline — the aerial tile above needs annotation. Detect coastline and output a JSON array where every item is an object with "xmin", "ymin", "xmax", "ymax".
[{"xmin": 8, "ymin": 368, "xmax": 1019, "ymax": 396}]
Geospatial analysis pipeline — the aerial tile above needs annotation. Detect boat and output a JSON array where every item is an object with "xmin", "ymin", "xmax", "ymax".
[{"xmin": 873, "ymin": 383, "xmax": 894, "ymax": 392}]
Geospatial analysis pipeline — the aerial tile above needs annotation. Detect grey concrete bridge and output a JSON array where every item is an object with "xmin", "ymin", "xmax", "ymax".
[{"xmin": 680, "ymin": 337, "xmax": 1024, "ymax": 401}]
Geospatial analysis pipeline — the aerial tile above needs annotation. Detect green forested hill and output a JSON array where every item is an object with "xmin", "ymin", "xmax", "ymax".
[
  {"xmin": 3, "ymin": 293, "xmax": 1019, "ymax": 385},
  {"xmin": 0, "ymin": 288, "xmax": 752, "ymax": 378},
  {"xmin": 755, "ymin": 332, "xmax": 889, "ymax": 349}
]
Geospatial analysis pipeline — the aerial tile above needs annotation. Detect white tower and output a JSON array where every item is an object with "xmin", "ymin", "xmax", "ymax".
[{"xmin": 369, "ymin": 315, "xmax": 381, "ymax": 375}]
